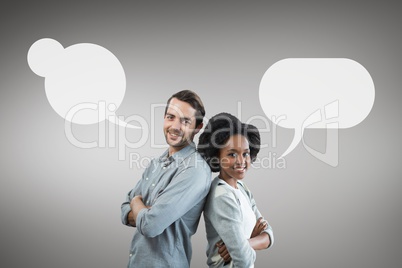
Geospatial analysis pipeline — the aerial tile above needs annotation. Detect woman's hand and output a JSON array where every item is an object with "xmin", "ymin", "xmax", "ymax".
[
  {"xmin": 250, "ymin": 217, "xmax": 268, "ymax": 238},
  {"xmin": 215, "ymin": 217, "xmax": 269, "ymax": 264},
  {"xmin": 249, "ymin": 218, "xmax": 271, "ymax": 249},
  {"xmin": 216, "ymin": 240, "xmax": 232, "ymax": 264}
]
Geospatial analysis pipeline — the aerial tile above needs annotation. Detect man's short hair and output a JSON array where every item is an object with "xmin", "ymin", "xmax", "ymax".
[{"xmin": 165, "ymin": 90, "xmax": 206, "ymax": 127}]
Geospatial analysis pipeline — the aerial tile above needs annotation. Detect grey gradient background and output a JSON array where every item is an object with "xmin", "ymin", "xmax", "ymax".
[{"xmin": 1, "ymin": 0, "xmax": 401, "ymax": 267}]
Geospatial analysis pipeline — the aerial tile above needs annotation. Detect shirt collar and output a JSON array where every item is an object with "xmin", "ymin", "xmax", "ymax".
[
  {"xmin": 158, "ymin": 142, "xmax": 197, "ymax": 166},
  {"xmin": 217, "ymin": 178, "xmax": 245, "ymax": 189}
]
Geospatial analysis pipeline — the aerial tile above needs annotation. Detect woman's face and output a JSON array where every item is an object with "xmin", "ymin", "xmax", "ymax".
[{"xmin": 219, "ymin": 134, "xmax": 251, "ymax": 181}]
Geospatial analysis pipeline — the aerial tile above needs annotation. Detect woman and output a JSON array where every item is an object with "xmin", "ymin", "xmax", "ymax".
[{"xmin": 198, "ymin": 113, "xmax": 274, "ymax": 268}]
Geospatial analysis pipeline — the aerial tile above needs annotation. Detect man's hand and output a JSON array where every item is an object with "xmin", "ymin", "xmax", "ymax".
[
  {"xmin": 216, "ymin": 240, "xmax": 231, "ymax": 264},
  {"xmin": 127, "ymin": 211, "xmax": 136, "ymax": 227},
  {"xmin": 250, "ymin": 217, "xmax": 268, "ymax": 238},
  {"xmin": 130, "ymin": 195, "xmax": 144, "ymax": 209},
  {"xmin": 130, "ymin": 195, "xmax": 148, "ymax": 225}
]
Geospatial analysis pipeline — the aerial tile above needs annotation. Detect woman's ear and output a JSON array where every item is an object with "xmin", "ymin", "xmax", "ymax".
[{"xmin": 210, "ymin": 156, "xmax": 220, "ymax": 172}]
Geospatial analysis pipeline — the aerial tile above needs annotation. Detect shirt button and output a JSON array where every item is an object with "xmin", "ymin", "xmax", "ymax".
[
  {"xmin": 129, "ymin": 253, "xmax": 133, "ymax": 257},
  {"xmin": 145, "ymin": 177, "xmax": 149, "ymax": 180},
  {"xmin": 151, "ymin": 183, "xmax": 155, "ymax": 187}
]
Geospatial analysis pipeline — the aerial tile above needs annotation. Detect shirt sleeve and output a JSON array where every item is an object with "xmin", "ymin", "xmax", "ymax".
[
  {"xmin": 121, "ymin": 188, "xmax": 134, "ymax": 226},
  {"xmin": 136, "ymin": 163, "xmax": 211, "ymax": 238},
  {"xmin": 120, "ymin": 166, "xmax": 149, "ymax": 226},
  {"xmin": 206, "ymin": 190, "xmax": 256, "ymax": 267}
]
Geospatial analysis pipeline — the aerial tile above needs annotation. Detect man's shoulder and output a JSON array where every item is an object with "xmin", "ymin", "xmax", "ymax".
[{"xmin": 179, "ymin": 150, "xmax": 210, "ymax": 169}]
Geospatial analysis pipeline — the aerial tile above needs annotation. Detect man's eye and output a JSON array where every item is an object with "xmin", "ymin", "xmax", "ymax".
[
  {"xmin": 228, "ymin": 153, "xmax": 237, "ymax": 157},
  {"xmin": 244, "ymin": 153, "xmax": 250, "ymax": 157}
]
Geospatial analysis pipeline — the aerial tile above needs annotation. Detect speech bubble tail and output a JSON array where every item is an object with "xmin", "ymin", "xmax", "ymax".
[
  {"xmin": 278, "ymin": 128, "xmax": 303, "ymax": 159},
  {"xmin": 109, "ymin": 117, "xmax": 142, "ymax": 129}
]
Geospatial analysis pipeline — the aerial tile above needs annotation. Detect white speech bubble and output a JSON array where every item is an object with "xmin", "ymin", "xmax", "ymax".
[
  {"xmin": 27, "ymin": 38, "xmax": 139, "ymax": 128},
  {"xmin": 259, "ymin": 58, "xmax": 375, "ymax": 161}
]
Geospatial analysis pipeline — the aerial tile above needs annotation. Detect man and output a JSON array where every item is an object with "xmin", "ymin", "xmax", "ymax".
[{"xmin": 121, "ymin": 90, "xmax": 211, "ymax": 267}]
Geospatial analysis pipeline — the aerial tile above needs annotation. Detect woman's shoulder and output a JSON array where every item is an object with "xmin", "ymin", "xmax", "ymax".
[
  {"xmin": 204, "ymin": 177, "xmax": 242, "ymax": 215},
  {"xmin": 207, "ymin": 177, "xmax": 237, "ymax": 200},
  {"xmin": 237, "ymin": 180, "xmax": 253, "ymax": 200}
]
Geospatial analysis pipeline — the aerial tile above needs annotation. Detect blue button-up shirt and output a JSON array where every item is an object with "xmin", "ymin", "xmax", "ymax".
[{"xmin": 121, "ymin": 143, "xmax": 211, "ymax": 267}]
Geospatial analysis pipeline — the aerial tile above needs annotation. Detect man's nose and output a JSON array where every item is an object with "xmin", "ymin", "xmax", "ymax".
[{"xmin": 171, "ymin": 118, "xmax": 181, "ymax": 129}]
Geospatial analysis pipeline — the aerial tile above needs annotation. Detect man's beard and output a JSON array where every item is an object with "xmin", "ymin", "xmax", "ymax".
[{"xmin": 167, "ymin": 128, "xmax": 183, "ymax": 137}]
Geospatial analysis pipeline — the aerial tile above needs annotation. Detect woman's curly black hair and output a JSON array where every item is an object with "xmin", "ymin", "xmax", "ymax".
[{"xmin": 197, "ymin": 112, "xmax": 261, "ymax": 172}]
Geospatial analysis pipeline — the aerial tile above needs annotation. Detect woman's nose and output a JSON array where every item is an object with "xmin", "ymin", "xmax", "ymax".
[{"xmin": 236, "ymin": 155, "xmax": 244, "ymax": 164}]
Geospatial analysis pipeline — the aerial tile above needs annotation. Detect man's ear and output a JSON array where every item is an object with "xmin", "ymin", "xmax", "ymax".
[{"xmin": 194, "ymin": 122, "xmax": 203, "ymax": 135}]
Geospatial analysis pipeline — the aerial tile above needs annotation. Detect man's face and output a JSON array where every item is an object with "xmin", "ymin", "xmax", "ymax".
[{"xmin": 163, "ymin": 98, "xmax": 201, "ymax": 155}]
